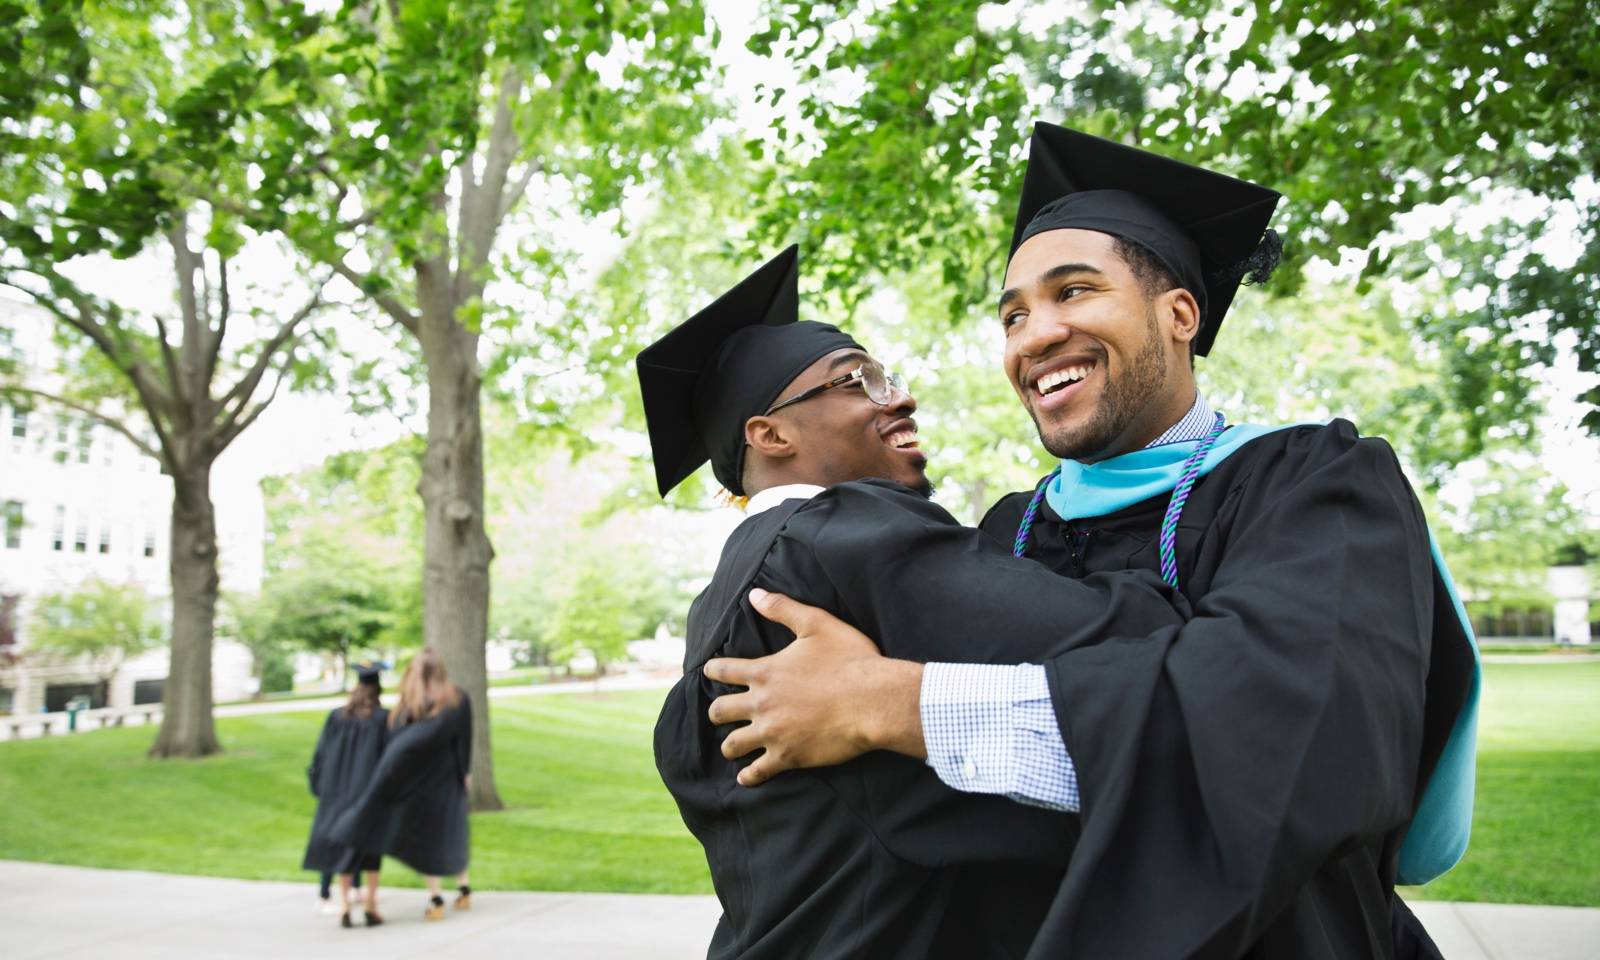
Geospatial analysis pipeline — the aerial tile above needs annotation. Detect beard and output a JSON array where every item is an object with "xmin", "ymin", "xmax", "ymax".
[{"xmin": 1033, "ymin": 304, "xmax": 1168, "ymax": 462}]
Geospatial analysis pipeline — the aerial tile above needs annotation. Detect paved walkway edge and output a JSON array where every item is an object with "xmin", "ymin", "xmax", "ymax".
[{"xmin": 4, "ymin": 861, "xmax": 1598, "ymax": 959}]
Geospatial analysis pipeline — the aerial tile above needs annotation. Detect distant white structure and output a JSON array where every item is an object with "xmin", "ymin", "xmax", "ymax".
[
  {"xmin": 1548, "ymin": 563, "xmax": 1595, "ymax": 646},
  {"xmin": 0, "ymin": 299, "xmax": 261, "ymax": 714},
  {"xmin": 628, "ymin": 624, "xmax": 687, "ymax": 671}
]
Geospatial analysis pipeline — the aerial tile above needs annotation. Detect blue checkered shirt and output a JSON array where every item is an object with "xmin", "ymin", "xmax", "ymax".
[{"xmin": 920, "ymin": 393, "xmax": 1215, "ymax": 811}]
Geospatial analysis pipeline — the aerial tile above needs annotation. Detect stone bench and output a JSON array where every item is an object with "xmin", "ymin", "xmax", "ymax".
[{"xmin": 2, "ymin": 704, "xmax": 163, "ymax": 740}]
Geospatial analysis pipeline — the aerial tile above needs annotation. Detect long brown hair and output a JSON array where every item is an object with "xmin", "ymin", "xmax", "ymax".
[
  {"xmin": 389, "ymin": 647, "xmax": 461, "ymax": 728},
  {"xmin": 342, "ymin": 679, "xmax": 381, "ymax": 720}
]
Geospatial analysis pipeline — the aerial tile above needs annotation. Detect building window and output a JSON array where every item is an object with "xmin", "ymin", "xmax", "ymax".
[
  {"xmin": 52, "ymin": 505, "xmax": 65, "ymax": 551},
  {"xmin": 76, "ymin": 422, "xmax": 93, "ymax": 464},
  {"xmin": 74, "ymin": 518, "xmax": 88, "ymax": 553},
  {"xmin": 2, "ymin": 500, "xmax": 21, "ymax": 549},
  {"xmin": 10, "ymin": 404, "xmax": 28, "ymax": 440},
  {"xmin": 53, "ymin": 416, "xmax": 71, "ymax": 463},
  {"xmin": 143, "ymin": 527, "xmax": 157, "ymax": 559},
  {"xmin": 98, "ymin": 525, "xmax": 111, "ymax": 554}
]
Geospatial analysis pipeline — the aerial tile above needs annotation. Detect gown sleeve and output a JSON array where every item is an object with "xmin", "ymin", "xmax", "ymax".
[
  {"xmin": 1034, "ymin": 424, "xmax": 1434, "ymax": 959},
  {"xmin": 307, "ymin": 712, "xmax": 333, "ymax": 796},
  {"xmin": 739, "ymin": 481, "xmax": 1193, "ymax": 868},
  {"xmin": 454, "ymin": 693, "xmax": 473, "ymax": 781}
]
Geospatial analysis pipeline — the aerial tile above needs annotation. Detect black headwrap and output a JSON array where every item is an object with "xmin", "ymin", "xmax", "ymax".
[
  {"xmin": 636, "ymin": 245, "xmax": 861, "ymax": 497},
  {"xmin": 1008, "ymin": 123, "xmax": 1284, "ymax": 356}
]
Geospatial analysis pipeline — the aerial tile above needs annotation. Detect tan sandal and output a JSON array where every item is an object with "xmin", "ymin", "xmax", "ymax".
[{"xmin": 424, "ymin": 895, "xmax": 446, "ymax": 921}]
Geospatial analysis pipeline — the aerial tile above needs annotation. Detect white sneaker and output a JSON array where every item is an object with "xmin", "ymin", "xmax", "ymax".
[{"xmin": 318, "ymin": 898, "xmax": 342, "ymax": 916}]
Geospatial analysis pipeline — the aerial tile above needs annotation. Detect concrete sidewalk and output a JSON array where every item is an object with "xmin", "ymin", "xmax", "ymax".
[
  {"xmin": 3, "ymin": 861, "xmax": 721, "ymax": 960},
  {"xmin": 1409, "ymin": 900, "xmax": 1600, "ymax": 960},
  {"xmin": 5, "ymin": 860, "xmax": 1598, "ymax": 959}
]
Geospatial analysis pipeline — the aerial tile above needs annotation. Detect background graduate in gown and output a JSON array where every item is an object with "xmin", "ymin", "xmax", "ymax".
[
  {"xmin": 638, "ymin": 245, "xmax": 1195, "ymax": 959},
  {"xmin": 705, "ymin": 125, "xmax": 1478, "ymax": 960},
  {"xmin": 332, "ymin": 647, "xmax": 473, "ymax": 922},
  {"xmin": 303, "ymin": 661, "xmax": 388, "ymax": 927}
]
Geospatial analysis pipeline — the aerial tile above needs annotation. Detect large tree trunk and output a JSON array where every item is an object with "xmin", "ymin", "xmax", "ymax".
[
  {"xmin": 418, "ymin": 312, "xmax": 502, "ymax": 811},
  {"xmin": 150, "ymin": 462, "xmax": 222, "ymax": 758}
]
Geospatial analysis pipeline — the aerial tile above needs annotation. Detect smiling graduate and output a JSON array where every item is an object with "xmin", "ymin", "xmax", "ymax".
[
  {"xmin": 640, "ymin": 245, "xmax": 1199, "ymax": 960},
  {"xmin": 702, "ymin": 125, "xmax": 1481, "ymax": 960}
]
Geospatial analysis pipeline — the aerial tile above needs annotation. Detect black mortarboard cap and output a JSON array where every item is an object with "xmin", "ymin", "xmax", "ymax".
[
  {"xmin": 354, "ymin": 660, "xmax": 384, "ymax": 685},
  {"xmin": 1009, "ymin": 122, "xmax": 1283, "ymax": 356},
  {"xmin": 636, "ymin": 245, "xmax": 861, "ymax": 497}
]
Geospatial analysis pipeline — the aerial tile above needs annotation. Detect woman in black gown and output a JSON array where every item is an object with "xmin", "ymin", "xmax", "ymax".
[
  {"xmin": 333, "ymin": 647, "xmax": 473, "ymax": 922},
  {"xmin": 303, "ymin": 663, "xmax": 388, "ymax": 927}
]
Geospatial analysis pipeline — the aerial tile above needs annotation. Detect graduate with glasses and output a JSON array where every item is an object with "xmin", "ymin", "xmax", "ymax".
[{"xmin": 640, "ymin": 244, "xmax": 1199, "ymax": 960}]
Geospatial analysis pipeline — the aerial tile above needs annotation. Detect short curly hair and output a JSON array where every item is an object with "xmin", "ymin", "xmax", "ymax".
[
  {"xmin": 1113, "ymin": 236, "xmax": 1195, "ymax": 364},
  {"xmin": 1112, "ymin": 236, "xmax": 1180, "ymax": 302}
]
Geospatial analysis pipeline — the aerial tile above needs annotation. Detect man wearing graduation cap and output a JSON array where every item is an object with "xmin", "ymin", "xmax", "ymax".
[
  {"xmin": 703, "ymin": 124, "xmax": 1480, "ymax": 959},
  {"xmin": 640, "ymin": 243, "xmax": 1219, "ymax": 959}
]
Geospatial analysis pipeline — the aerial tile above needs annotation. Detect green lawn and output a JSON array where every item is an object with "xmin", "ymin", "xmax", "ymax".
[
  {"xmin": 2, "ymin": 665, "xmax": 1597, "ymax": 904},
  {"xmin": 0, "ymin": 689, "xmax": 713, "ymax": 894},
  {"xmin": 1402, "ymin": 660, "xmax": 1600, "ymax": 906}
]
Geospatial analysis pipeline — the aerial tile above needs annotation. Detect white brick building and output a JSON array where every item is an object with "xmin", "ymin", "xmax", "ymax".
[{"xmin": 0, "ymin": 299, "xmax": 260, "ymax": 715}]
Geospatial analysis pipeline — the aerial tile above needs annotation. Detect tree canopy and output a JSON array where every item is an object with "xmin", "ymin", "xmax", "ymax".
[
  {"xmin": 1, "ymin": 0, "xmax": 346, "ymax": 757},
  {"xmin": 745, "ymin": 0, "xmax": 1599, "ymax": 434},
  {"xmin": 29, "ymin": 579, "xmax": 162, "ymax": 684}
]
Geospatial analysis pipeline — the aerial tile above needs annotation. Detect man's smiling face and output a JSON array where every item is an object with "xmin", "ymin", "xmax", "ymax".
[
  {"xmin": 999, "ymin": 229, "xmax": 1192, "ymax": 462},
  {"xmin": 762, "ymin": 347, "xmax": 931, "ymax": 495}
]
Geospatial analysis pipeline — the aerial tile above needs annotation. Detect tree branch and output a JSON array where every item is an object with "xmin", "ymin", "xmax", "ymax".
[
  {"xmin": 5, "ymin": 272, "xmax": 127, "ymax": 377},
  {"xmin": 211, "ymin": 282, "xmax": 327, "ymax": 441},
  {"xmin": 455, "ymin": 67, "xmax": 525, "ymax": 304},
  {"xmin": 328, "ymin": 257, "xmax": 418, "ymax": 333},
  {"xmin": 0, "ymin": 386, "xmax": 160, "ymax": 460},
  {"xmin": 215, "ymin": 338, "xmax": 299, "ymax": 449},
  {"xmin": 148, "ymin": 309, "xmax": 186, "ymax": 415},
  {"xmin": 4, "ymin": 267, "xmax": 178, "ymax": 433},
  {"xmin": 207, "ymin": 254, "xmax": 232, "ymax": 387},
  {"xmin": 499, "ymin": 158, "xmax": 543, "ymax": 222},
  {"xmin": 167, "ymin": 218, "xmax": 204, "ymax": 418}
]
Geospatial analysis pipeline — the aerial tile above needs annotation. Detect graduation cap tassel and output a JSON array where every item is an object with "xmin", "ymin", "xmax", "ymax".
[{"xmin": 1214, "ymin": 228, "xmax": 1284, "ymax": 289}]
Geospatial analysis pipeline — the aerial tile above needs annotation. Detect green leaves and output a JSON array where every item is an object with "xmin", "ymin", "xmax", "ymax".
[
  {"xmin": 28, "ymin": 579, "xmax": 163, "ymax": 671},
  {"xmin": 750, "ymin": 0, "xmax": 1600, "ymax": 434},
  {"xmin": 0, "ymin": 0, "xmax": 92, "ymax": 126}
]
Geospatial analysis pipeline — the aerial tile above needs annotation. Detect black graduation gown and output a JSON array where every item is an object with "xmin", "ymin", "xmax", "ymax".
[
  {"xmin": 302, "ymin": 706, "xmax": 388, "ymax": 873},
  {"xmin": 656, "ymin": 479, "xmax": 1194, "ymax": 960},
  {"xmin": 331, "ymin": 690, "xmax": 472, "ymax": 876},
  {"xmin": 980, "ymin": 421, "xmax": 1473, "ymax": 960}
]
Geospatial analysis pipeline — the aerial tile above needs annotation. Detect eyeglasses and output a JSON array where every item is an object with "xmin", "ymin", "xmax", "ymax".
[{"xmin": 764, "ymin": 359, "xmax": 908, "ymax": 416}]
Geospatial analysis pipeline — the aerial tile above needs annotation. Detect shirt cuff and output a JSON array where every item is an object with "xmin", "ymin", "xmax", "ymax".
[{"xmin": 920, "ymin": 662, "xmax": 1079, "ymax": 813}]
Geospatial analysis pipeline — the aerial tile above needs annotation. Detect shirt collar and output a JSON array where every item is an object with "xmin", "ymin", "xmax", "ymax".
[
  {"xmin": 745, "ymin": 483, "xmax": 827, "ymax": 516},
  {"xmin": 1145, "ymin": 392, "xmax": 1215, "ymax": 448}
]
